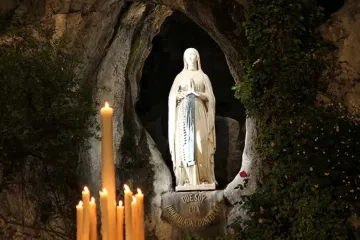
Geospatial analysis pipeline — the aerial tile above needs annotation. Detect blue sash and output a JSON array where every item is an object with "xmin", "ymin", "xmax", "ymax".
[{"xmin": 184, "ymin": 93, "xmax": 196, "ymax": 166}]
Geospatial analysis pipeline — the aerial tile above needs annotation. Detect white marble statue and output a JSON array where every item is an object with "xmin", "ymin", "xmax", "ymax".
[{"xmin": 168, "ymin": 48, "xmax": 216, "ymax": 191}]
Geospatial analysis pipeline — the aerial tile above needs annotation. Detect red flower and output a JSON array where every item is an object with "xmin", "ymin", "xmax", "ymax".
[
  {"xmin": 260, "ymin": 206, "xmax": 264, "ymax": 214},
  {"xmin": 271, "ymin": 142, "xmax": 275, "ymax": 147},
  {"xmin": 229, "ymin": 228, "xmax": 235, "ymax": 235},
  {"xmin": 250, "ymin": 212, "xmax": 255, "ymax": 217},
  {"xmin": 240, "ymin": 170, "xmax": 248, "ymax": 178},
  {"xmin": 258, "ymin": 218, "xmax": 264, "ymax": 224},
  {"xmin": 240, "ymin": 223, "xmax": 245, "ymax": 229}
]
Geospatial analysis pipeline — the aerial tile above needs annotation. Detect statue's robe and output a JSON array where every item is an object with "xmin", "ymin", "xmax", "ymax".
[{"xmin": 168, "ymin": 66, "xmax": 216, "ymax": 187}]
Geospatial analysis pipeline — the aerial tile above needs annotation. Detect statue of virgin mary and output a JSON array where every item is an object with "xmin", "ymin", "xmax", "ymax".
[{"xmin": 168, "ymin": 48, "xmax": 216, "ymax": 191}]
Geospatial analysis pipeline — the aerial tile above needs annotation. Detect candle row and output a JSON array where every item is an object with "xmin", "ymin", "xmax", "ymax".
[
  {"xmin": 77, "ymin": 102, "xmax": 145, "ymax": 240},
  {"xmin": 77, "ymin": 187, "xmax": 97, "ymax": 240},
  {"xmin": 76, "ymin": 185, "xmax": 144, "ymax": 240},
  {"xmin": 125, "ymin": 185, "xmax": 145, "ymax": 240}
]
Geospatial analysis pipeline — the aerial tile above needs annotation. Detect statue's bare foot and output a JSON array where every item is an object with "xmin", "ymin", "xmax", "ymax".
[{"xmin": 183, "ymin": 179, "xmax": 190, "ymax": 186}]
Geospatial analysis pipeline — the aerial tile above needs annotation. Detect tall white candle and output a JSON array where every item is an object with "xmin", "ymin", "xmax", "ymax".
[
  {"xmin": 124, "ymin": 184, "xmax": 133, "ymax": 240},
  {"xmin": 100, "ymin": 189, "xmax": 109, "ymax": 240},
  {"xmin": 131, "ymin": 196, "xmax": 138, "ymax": 240},
  {"xmin": 136, "ymin": 188, "xmax": 145, "ymax": 240},
  {"xmin": 100, "ymin": 102, "xmax": 116, "ymax": 240},
  {"xmin": 116, "ymin": 200, "xmax": 124, "ymax": 240},
  {"xmin": 82, "ymin": 186, "xmax": 90, "ymax": 240},
  {"xmin": 76, "ymin": 201, "xmax": 84, "ymax": 240},
  {"xmin": 90, "ymin": 197, "xmax": 97, "ymax": 240}
]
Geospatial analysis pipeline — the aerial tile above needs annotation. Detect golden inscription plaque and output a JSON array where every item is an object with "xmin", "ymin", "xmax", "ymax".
[
  {"xmin": 161, "ymin": 191, "xmax": 225, "ymax": 230},
  {"xmin": 164, "ymin": 204, "xmax": 221, "ymax": 228}
]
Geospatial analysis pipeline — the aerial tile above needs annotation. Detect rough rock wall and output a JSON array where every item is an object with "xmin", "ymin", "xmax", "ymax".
[
  {"xmin": 0, "ymin": 1, "xmax": 127, "ymax": 239},
  {"xmin": 92, "ymin": 3, "xmax": 174, "ymax": 239},
  {"xmin": 320, "ymin": 0, "xmax": 360, "ymax": 113}
]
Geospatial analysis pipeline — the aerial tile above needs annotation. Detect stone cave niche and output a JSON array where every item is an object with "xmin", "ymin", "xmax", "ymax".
[{"xmin": 136, "ymin": 11, "xmax": 246, "ymax": 189}]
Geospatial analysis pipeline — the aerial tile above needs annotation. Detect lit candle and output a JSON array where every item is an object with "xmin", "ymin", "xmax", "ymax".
[
  {"xmin": 135, "ymin": 188, "xmax": 144, "ymax": 240},
  {"xmin": 90, "ymin": 197, "xmax": 97, "ymax": 240},
  {"xmin": 131, "ymin": 196, "xmax": 138, "ymax": 240},
  {"xmin": 116, "ymin": 201, "xmax": 124, "ymax": 240},
  {"xmin": 100, "ymin": 102, "xmax": 116, "ymax": 240},
  {"xmin": 76, "ymin": 201, "xmax": 84, "ymax": 240},
  {"xmin": 124, "ymin": 184, "xmax": 133, "ymax": 240},
  {"xmin": 82, "ymin": 186, "xmax": 90, "ymax": 240},
  {"xmin": 100, "ymin": 189, "xmax": 109, "ymax": 240}
]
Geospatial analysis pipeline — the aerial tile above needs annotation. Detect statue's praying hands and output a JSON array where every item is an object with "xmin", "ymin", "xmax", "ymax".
[
  {"xmin": 188, "ymin": 78, "xmax": 199, "ymax": 97},
  {"xmin": 176, "ymin": 78, "xmax": 198, "ymax": 101}
]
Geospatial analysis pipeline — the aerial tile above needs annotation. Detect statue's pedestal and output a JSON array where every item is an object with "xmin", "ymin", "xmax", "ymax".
[
  {"xmin": 161, "ymin": 191, "xmax": 227, "ymax": 240},
  {"xmin": 175, "ymin": 183, "xmax": 216, "ymax": 192}
]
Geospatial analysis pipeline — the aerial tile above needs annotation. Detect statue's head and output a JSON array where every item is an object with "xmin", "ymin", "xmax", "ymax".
[{"xmin": 183, "ymin": 48, "xmax": 201, "ymax": 71}]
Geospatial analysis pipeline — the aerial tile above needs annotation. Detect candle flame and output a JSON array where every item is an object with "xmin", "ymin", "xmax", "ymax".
[
  {"xmin": 105, "ymin": 102, "xmax": 109, "ymax": 108},
  {"xmin": 124, "ymin": 184, "xmax": 130, "ymax": 191},
  {"xmin": 91, "ymin": 197, "xmax": 95, "ymax": 203},
  {"xmin": 132, "ymin": 196, "xmax": 136, "ymax": 203},
  {"xmin": 83, "ymin": 186, "xmax": 89, "ymax": 192},
  {"xmin": 137, "ymin": 188, "xmax": 142, "ymax": 195},
  {"xmin": 119, "ymin": 200, "xmax": 123, "ymax": 207},
  {"xmin": 99, "ymin": 188, "xmax": 107, "ymax": 195},
  {"xmin": 78, "ymin": 200, "xmax": 83, "ymax": 206}
]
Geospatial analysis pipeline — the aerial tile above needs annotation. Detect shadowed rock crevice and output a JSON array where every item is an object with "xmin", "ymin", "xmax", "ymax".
[
  {"xmin": 117, "ymin": 73, "xmax": 153, "ymax": 199},
  {"xmin": 317, "ymin": 0, "xmax": 344, "ymax": 20},
  {"xmin": 117, "ymin": 4, "xmax": 161, "ymax": 211}
]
